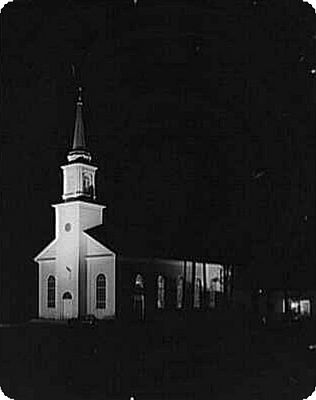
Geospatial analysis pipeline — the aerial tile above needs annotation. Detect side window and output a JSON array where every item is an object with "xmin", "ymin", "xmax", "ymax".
[
  {"xmin": 96, "ymin": 274, "xmax": 106, "ymax": 309},
  {"xmin": 133, "ymin": 274, "xmax": 145, "ymax": 320},
  {"xmin": 219, "ymin": 268, "xmax": 224, "ymax": 292},
  {"xmin": 157, "ymin": 275, "xmax": 166, "ymax": 309},
  {"xmin": 209, "ymin": 278, "xmax": 218, "ymax": 308},
  {"xmin": 300, "ymin": 299, "xmax": 311, "ymax": 317},
  {"xmin": 194, "ymin": 278, "xmax": 202, "ymax": 309},
  {"xmin": 135, "ymin": 274, "xmax": 144, "ymax": 290},
  {"xmin": 176, "ymin": 276, "xmax": 184, "ymax": 309},
  {"xmin": 47, "ymin": 276, "xmax": 56, "ymax": 308}
]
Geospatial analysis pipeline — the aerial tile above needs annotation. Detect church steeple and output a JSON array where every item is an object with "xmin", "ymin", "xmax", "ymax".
[
  {"xmin": 34, "ymin": 84, "xmax": 114, "ymax": 322},
  {"xmin": 67, "ymin": 87, "xmax": 92, "ymax": 163},
  {"xmin": 61, "ymin": 87, "xmax": 97, "ymax": 202}
]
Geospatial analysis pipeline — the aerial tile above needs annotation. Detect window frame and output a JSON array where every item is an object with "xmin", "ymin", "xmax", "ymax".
[
  {"xmin": 96, "ymin": 273, "xmax": 107, "ymax": 309},
  {"xmin": 176, "ymin": 276, "xmax": 184, "ymax": 309},
  {"xmin": 47, "ymin": 275, "xmax": 56, "ymax": 308},
  {"xmin": 193, "ymin": 278, "xmax": 202, "ymax": 309},
  {"xmin": 157, "ymin": 275, "xmax": 166, "ymax": 309}
]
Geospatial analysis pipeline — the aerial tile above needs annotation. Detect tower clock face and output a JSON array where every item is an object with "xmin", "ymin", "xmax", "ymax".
[{"xmin": 64, "ymin": 223, "xmax": 72, "ymax": 232}]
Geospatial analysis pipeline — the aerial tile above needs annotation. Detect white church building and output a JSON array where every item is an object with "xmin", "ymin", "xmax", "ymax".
[
  {"xmin": 34, "ymin": 88, "xmax": 116, "ymax": 320},
  {"xmin": 34, "ymin": 88, "xmax": 235, "ymax": 321}
]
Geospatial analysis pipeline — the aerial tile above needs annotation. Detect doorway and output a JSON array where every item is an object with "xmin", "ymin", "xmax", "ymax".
[{"xmin": 62, "ymin": 291, "xmax": 73, "ymax": 319}]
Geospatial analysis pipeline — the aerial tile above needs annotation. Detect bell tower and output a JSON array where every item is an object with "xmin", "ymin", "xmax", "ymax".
[{"xmin": 61, "ymin": 87, "xmax": 97, "ymax": 201}]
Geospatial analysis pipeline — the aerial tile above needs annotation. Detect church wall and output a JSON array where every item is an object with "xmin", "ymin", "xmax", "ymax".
[
  {"xmin": 55, "ymin": 235, "xmax": 80, "ymax": 319},
  {"xmin": 116, "ymin": 257, "xmax": 226, "ymax": 319},
  {"xmin": 86, "ymin": 255, "xmax": 116, "ymax": 319},
  {"xmin": 78, "ymin": 203, "xmax": 104, "ymax": 232},
  {"xmin": 116, "ymin": 258, "xmax": 185, "ymax": 317},
  {"xmin": 79, "ymin": 232, "xmax": 87, "ymax": 318},
  {"xmin": 54, "ymin": 203, "xmax": 78, "ymax": 238}
]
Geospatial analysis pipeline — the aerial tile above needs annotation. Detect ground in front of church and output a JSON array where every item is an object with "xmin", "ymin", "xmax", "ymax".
[{"xmin": 0, "ymin": 312, "xmax": 316, "ymax": 400}]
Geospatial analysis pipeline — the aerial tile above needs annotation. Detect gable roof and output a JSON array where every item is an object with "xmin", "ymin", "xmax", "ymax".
[
  {"xmin": 85, "ymin": 217, "xmax": 249, "ymax": 265},
  {"xmin": 83, "ymin": 232, "xmax": 115, "ymax": 257},
  {"xmin": 34, "ymin": 238, "xmax": 57, "ymax": 262}
]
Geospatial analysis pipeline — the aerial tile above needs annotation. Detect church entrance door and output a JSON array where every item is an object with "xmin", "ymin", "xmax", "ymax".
[{"xmin": 62, "ymin": 291, "xmax": 73, "ymax": 319}]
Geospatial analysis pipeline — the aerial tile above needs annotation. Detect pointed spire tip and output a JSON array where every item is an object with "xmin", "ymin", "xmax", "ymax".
[{"xmin": 67, "ymin": 86, "xmax": 91, "ymax": 163}]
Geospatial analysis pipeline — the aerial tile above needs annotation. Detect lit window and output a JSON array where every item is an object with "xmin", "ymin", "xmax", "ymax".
[
  {"xmin": 157, "ymin": 275, "xmax": 165, "ymax": 309},
  {"xmin": 47, "ymin": 276, "xmax": 56, "ymax": 308},
  {"xmin": 209, "ymin": 278, "xmax": 217, "ymax": 308},
  {"xmin": 288, "ymin": 298, "xmax": 311, "ymax": 318},
  {"xmin": 194, "ymin": 278, "xmax": 202, "ymax": 309},
  {"xmin": 176, "ymin": 276, "xmax": 184, "ymax": 309},
  {"xmin": 134, "ymin": 274, "xmax": 145, "ymax": 320},
  {"xmin": 300, "ymin": 300, "xmax": 311, "ymax": 316},
  {"xmin": 219, "ymin": 269, "xmax": 224, "ymax": 292},
  {"xmin": 135, "ymin": 274, "xmax": 144, "ymax": 289},
  {"xmin": 290, "ymin": 300, "xmax": 299, "ymax": 311},
  {"xmin": 96, "ymin": 274, "xmax": 106, "ymax": 309}
]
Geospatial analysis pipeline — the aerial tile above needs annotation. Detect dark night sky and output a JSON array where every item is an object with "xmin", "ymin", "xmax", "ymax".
[{"xmin": 1, "ymin": 0, "xmax": 316, "ymax": 319}]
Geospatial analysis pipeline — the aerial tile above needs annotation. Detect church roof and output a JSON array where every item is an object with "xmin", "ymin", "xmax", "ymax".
[{"xmin": 86, "ymin": 217, "xmax": 249, "ymax": 266}]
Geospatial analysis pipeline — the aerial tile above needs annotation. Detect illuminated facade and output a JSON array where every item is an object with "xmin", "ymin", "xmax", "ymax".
[{"xmin": 34, "ymin": 88, "xmax": 116, "ymax": 320}]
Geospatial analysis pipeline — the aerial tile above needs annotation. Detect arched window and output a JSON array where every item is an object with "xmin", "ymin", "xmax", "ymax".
[
  {"xmin": 96, "ymin": 274, "xmax": 106, "ymax": 309},
  {"xmin": 219, "ymin": 269, "xmax": 224, "ymax": 292},
  {"xmin": 176, "ymin": 276, "xmax": 184, "ymax": 309},
  {"xmin": 83, "ymin": 173, "xmax": 91, "ymax": 191},
  {"xmin": 47, "ymin": 276, "xmax": 56, "ymax": 308},
  {"xmin": 135, "ymin": 274, "xmax": 144, "ymax": 289},
  {"xmin": 133, "ymin": 274, "xmax": 145, "ymax": 320},
  {"xmin": 157, "ymin": 275, "xmax": 165, "ymax": 309},
  {"xmin": 209, "ymin": 278, "xmax": 217, "ymax": 308},
  {"xmin": 194, "ymin": 278, "xmax": 202, "ymax": 309},
  {"xmin": 83, "ymin": 173, "xmax": 93, "ymax": 197}
]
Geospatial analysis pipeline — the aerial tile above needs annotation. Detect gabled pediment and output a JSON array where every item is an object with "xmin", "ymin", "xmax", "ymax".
[
  {"xmin": 34, "ymin": 238, "xmax": 57, "ymax": 262},
  {"xmin": 84, "ymin": 232, "xmax": 115, "ymax": 257}
]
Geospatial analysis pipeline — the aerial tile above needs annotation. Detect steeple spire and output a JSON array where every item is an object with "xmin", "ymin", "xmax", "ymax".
[
  {"xmin": 72, "ymin": 87, "xmax": 86, "ymax": 150},
  {"xmin": 67, "ymin": 87, "xmax": 92, "ymax": 163}
]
